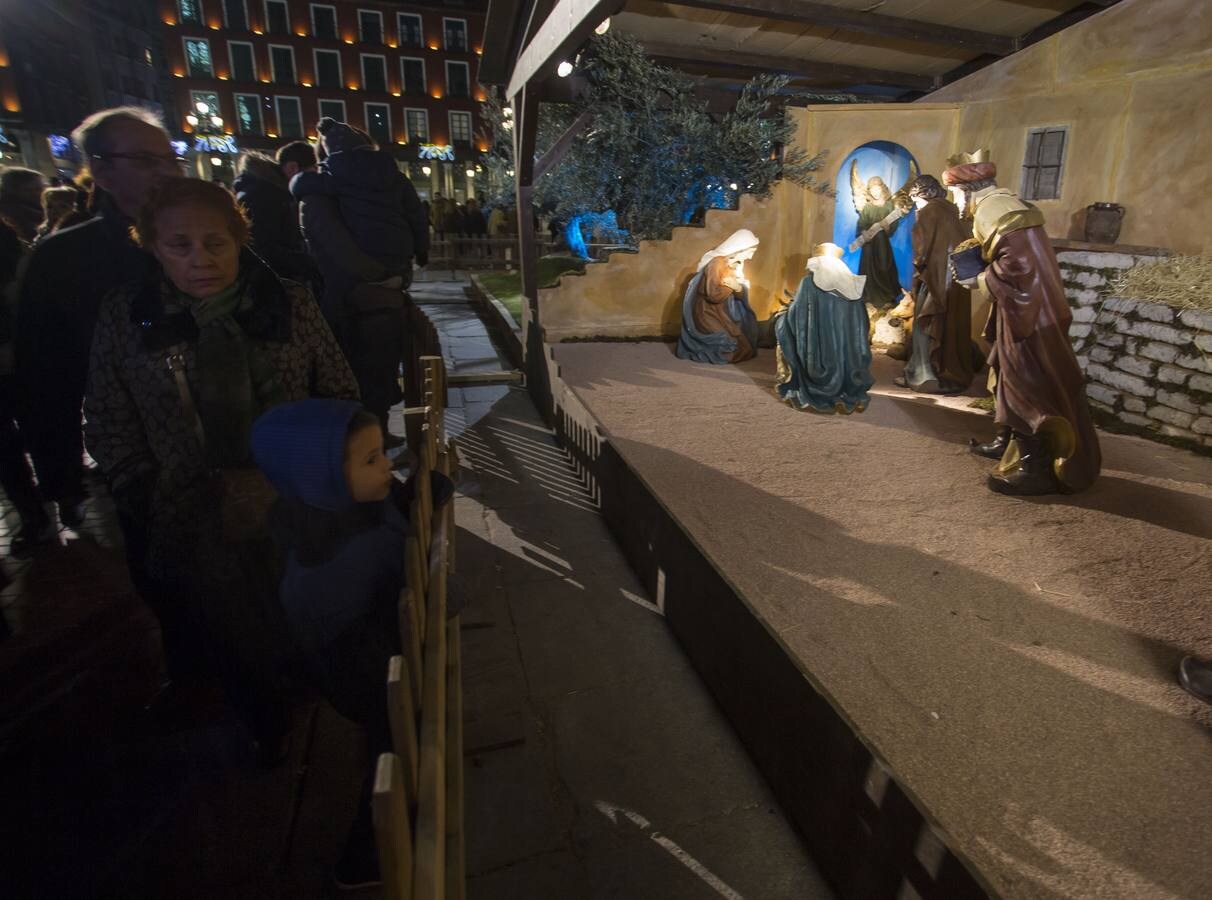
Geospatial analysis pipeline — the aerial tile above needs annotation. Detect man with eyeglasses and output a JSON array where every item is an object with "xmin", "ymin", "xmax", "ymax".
[{"xmin": 15, "ymin": 107, "xmax": 177, "ymax": 546}]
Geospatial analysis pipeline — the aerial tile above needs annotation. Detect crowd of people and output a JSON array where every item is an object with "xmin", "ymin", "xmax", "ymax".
[{"xmin": 0, "ymin": 105, "xmax": 454, "ymax": 889}]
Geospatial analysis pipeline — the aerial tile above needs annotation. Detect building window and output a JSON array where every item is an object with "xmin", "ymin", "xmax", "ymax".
[
  {"xmin": 361, "ymin": 54, "xmax": 387, "ymax": 94},
  {"xmin": 269, "ymin": 44, "xmax": 296, "ymax": 84},
  {"xmin": 405, "ymin": 108, "xmax": 429, "ymax": 143},
  {"xmin": 358, "ymin": 9, "xmax": 384, "ymax": 44},
  {"xmin": 229, "ymin": 41, "xmax": 256, "ymax": 83},
  {"xmin": 1021, "ymin": 126, "xmax": 1068, "ymax": 201},
  {"xmin": 364, "ymin": 102, "xmax": 391, "ymax": 147},
  {"xmin": 190, "ymin": 89, "xmax": 222, "ymax": 120},
  {"xmin": 179, "ymin": 0, "xmax": 202, "ymax": 25},
  {"xmin": 449, "ymin": 110, "xmax": 472, "ymax": 146},
  {"xmin": 401, "ymin": 57, "xmax": 425, "ymax": 95},
  {"xmin": 311, "ymin": 3, "xmax": 338, "ymax": 40},
  {"xmin": 318, "ymin": 98, "xmax": 346, "ymax": 121},
  {"xmin": 276, "ymin": 96, "xmax": 303, "ymax": 138},
  {"xmin": 314, "ymin": 49, "xmax": 341, "ymax": 88},
  {"xmin": 184, "ymin": 38, "xmax": 214, "ymax": 78},
  {"xmin": 446, "ymin": 61, "xmax": 470, "ymax": 98},
  {"xmin": 264, "ymin": 0, "xmax": 290, "ymax": 35},
  {"xmin": 235, "ymin": 93, "xmax": 263, "ymax": 134},
  {"xmin": 443, "ymin": 18, "xmax": 467, "ymax": 52},
  {"xmin": 223, "ymin": 0, "xmax": 249, "ymax": 31},
  {"xmin": 398, "ymin": 13, "xmax": 423, "ymax": 48}
]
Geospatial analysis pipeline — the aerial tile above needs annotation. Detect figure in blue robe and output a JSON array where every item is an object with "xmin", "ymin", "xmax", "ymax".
[
  {"xmin": 676, "ymin": 229, "xmax": 760, "ymax": 365},
  {"xmin": 775, "ymin": 244, "xmax": 874, "ymax": 414}
]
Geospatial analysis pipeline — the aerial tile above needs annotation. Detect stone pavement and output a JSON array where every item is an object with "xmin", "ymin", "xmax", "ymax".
[{"xmin": 407, "ymin": 277, "xmax": 831, "ymax": 899}]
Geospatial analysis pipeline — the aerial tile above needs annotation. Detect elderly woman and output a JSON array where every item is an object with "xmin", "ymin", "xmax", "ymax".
[
  {"xmin": 676, "ymin": 228, "xmax": 760, "ymax": 364},
  {"xmin": 86, "ymin": 177, "xmax": 358, "ymax": 759}
]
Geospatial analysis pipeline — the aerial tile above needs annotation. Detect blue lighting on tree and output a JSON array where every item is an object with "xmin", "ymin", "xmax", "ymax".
[{"xmin": 564, "ymin": 211, "xmax": 626, "ymax": 260}]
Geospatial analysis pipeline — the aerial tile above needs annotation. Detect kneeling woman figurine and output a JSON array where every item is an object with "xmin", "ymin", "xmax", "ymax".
[
  {"xmin": 775, "ymin": 243, "xmax": 874, "ymax": 414},
  {"xmin": 676, "ymin": 229, "xmax": 759, "ymax": 364}
]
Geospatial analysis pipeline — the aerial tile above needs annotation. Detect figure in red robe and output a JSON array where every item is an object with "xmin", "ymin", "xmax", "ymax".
[{"xmin": 943, "ymin": 153, "xmax": 1100, "ymax": 496}]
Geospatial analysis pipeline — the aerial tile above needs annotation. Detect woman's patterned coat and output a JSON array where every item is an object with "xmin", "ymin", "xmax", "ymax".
[{"xmin": 86, "ymin": 265, "xmax": 358, "ymax": 581}]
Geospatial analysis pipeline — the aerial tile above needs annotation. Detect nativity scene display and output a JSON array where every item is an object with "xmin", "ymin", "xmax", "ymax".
[{"xmin": 671, "ymin": 146, "xmax": 1102, "ymax": 499}]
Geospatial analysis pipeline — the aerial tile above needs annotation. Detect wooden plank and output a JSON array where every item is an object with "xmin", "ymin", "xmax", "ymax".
[
  {"xmin": 400, "ymin": 587, "xmax": 424, "ymax": 710},
  {"xmin": 407, "ymin": 536, "xmax": 428, "ymax": 635},
  {"xmin": 387, "ymin": 655, "xmax": 420, "ymax": 805},
  {"xmin": 641, "ymin": 39, "xmax": 936, "ymax": 91},
  {"xmin": 506, "ymin": 0, "xmax": 623, "ymax": 98},
  {"xmin": 669, "ymin": 0, "xmax": 1015, "ymax": 56},
  {"xmin": 373, "ymin": 753, "xmax": 414, "ymax": 900},
  {"xmin": 444, "ymin": 619, "xmax": 465, "ymax": 900},
  {"xmin": 413, "ymin": 528, "xmax": 449, "ymax": 900},
  {"xmin": 446, "ymin": 371, "xmax": 523, "ymax": 387}
]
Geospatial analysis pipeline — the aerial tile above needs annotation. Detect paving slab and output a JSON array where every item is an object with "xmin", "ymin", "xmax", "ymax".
[{"xmin": 433, "ymin": 290, "xmax": 830, "ymax": 899}]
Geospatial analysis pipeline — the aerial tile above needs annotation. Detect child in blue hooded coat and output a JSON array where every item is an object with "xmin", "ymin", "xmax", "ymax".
[{"xmin": 251, "ymin": 398, "xmax": 451, "ymax": 889}]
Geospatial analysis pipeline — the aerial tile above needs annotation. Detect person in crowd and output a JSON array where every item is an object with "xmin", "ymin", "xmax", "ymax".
[
  {"xmin": 36, "ymin": 186, "xmax": 81, "ymax": 242},
  {"xmin": 0, "ymin": 218, "xmax": 53, "ymax": 555},
  {"xmin": 464, "ymin": 198, "xmax": 486, "ymax": 257},
  {"xmin": 85, "ymin": 177, "xmax": 358, "ymax": 759},
  {"xmin": 250, "ymin": 398, "xmax": 452, "ymax": 888},
  {"xmin": 276, "ymin": 140, "xmax": 316, "ymax": 181},
  {"xmin": 0, "ymin": 167, "xmax": 46, "ymax": 245},
  {"xmin": 232, "ymin": 150, "xmax": 319, "ymax": 290},
  {"xmin": 290, "ymin": 118, "xmax": 428, "ymax": 445},
  {"xmin": 16, "ymin": 107, "xmax": 175, "ymax": 534},
  {"xmin": 430, "ymin": 191, "xmax": 449, "ymax": 242}
]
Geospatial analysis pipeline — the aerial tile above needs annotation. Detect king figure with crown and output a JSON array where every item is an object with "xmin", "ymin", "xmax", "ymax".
[{"xmin": 943, "ymin": 150, "xmax": 1101, "ymax": 496}]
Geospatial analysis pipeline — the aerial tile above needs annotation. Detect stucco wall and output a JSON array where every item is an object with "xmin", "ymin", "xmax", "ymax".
[
  {"xmin": 929, "ymin": 0, "xmax": 1212, "ymax": 254},
  {"xmin": 539, "ymin": 182, "xmax": 818, "ymax": 341}
]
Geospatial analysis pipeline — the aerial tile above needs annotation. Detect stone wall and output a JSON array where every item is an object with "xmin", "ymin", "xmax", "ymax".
[{"xmin": 1059, "ymin": 249, "xmax": 1212, "ymax": 452}]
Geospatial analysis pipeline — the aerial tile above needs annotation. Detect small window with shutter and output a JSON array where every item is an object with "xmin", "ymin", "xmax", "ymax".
[{"xmin": 1020, "ymin": 126, "xmax": 1068, "ymax": 201}]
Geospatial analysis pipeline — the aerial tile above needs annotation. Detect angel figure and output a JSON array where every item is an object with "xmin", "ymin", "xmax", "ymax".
[{"xmin": 849, "ymin": 159, "xmax": 917, "ymax": 308}]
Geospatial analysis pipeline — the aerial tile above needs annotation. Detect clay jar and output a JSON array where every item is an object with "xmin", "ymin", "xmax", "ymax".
[{"xmin": 1084, "ymin": 202, "xmax": 1125, "ymax": 245}]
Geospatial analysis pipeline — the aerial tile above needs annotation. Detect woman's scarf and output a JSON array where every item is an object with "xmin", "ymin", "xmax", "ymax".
[
  {"xmin": 696, "ymin": 228, "xmax": 759, "ymax": 272},
  {"xmin": 806, "ymin": 254, "xmax": 867, "ymax": 301},
  {"xmin": 167, "ymin": 271, "xmax": 288, "ymax": 467}
]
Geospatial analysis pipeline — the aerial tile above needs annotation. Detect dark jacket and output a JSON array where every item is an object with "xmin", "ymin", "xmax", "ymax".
[
  {"xmin": 0, "ymin": 197, "xmax": 42, "ymax": 245},
  {"xmin": 290, "ymin": 119, "xmax": 429, "ymax": 274},
  {"xmin": 85, "ymin": 253, "xmax": 358, "ymax": 581},
  {"xmin": 251, "ymin": 398, "xmax": 410, "ymax": 655},
  {"xmin": 16, "ymin": 195, "xmax": 153, "ymax": 410},
  {"xmin": 233, "ymin": 154, "xmax": 319, "ymax": 288}
]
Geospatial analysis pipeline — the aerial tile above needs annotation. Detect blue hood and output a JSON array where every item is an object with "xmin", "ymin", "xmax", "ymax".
[{"xmin": 252, "ymin": 399, "xmax": 361, "ymax": 510}]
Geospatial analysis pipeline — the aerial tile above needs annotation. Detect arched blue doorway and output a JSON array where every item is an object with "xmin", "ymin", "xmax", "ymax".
[{"xmin": 832, "ymin": 140, "xmax": 919, "ymax": 302}]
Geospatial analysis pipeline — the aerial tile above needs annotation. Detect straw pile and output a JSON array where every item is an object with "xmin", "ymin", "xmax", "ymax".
[{"xmin": 1112, "ymin": 256, "xmax": 1212, "ymax": 311}]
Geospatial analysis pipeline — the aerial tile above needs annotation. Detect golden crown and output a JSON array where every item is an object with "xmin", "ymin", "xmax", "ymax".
[{"xmin": 946, "ymin": 148, "xmax": 992, "ymax": 167}]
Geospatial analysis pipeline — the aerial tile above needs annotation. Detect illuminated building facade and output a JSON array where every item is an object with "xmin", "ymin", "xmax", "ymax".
[
  {"xmin": 160, "ymin": 0, "xmax": 487, "ymax": 198},
  {"xmin": 0, "ymin": 0, "xmax": 171, "ymax": 176}
]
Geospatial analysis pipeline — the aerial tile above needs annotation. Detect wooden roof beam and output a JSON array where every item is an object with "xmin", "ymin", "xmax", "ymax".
[
  {"xmin": 506, "ymin": 0, "xmax": 625, "ymax": 98},
  {"xmin": 642, "ymin": 39, "xmax": 937, "ymax": 91},
  {"xmin": 666, "ymin": 0, "xmax": 1016, "ymax": 57}
]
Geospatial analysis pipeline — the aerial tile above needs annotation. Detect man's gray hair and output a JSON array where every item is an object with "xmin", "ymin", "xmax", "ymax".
[{"xmin": 71, "ymin": 106, "xmax": 167, "ymax": 162}]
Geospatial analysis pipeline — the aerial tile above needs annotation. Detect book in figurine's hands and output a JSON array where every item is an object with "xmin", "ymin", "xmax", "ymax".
[{"xmin": 949, "ymin": 244, "xmax": 985, "ymax": 284}]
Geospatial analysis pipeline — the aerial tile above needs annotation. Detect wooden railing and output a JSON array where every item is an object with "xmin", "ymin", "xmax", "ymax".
[{"xmin": 373, "ymin": 353, "xmax": 465, "ymax": 900}]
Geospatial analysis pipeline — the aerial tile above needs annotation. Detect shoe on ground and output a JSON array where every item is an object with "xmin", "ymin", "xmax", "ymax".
[
  {"xmin": 969, "ymin": 429, "xmax": 1010, "ymax": 461},
  {"xmin": 58, "ymin": 500, "xmax": 87, "ymax": 530},
  {"xmin": 10, "ymin": 519, "xmax": 57, "ymax": 559},
  {"xmin": 334, "ymin": 839, "xmax": 382, "ymax": 891},
  {"xmin": 1179, "ymin": 656, "xmax": 1212, "ymax": 705}
]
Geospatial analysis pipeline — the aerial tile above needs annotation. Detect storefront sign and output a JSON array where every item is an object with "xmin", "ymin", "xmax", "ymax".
[
  {"xmin": 418, "ymin": 143, "xmax": 455, "ymax": 161},
  {"xmin": 194, "ymin": 134, "xmax": 238, "ymax": 154},
  {"xmin": 171, "ymin": 140, "xmax": 189, "ymax": 158},
  {"xmin": 48, "ymin": 134, "xmax": 72, "ymax": 158}
]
